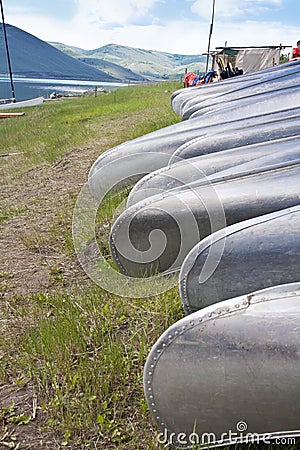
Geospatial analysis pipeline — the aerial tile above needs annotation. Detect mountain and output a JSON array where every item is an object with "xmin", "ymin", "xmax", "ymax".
[
  {"xmin": 78, "ymin": 57, "xmax": 148, "ymax": 82},
  {"xmin": 0, "ymin": 24, "xmax": 117, "ymax": 81},
  {"xmin": 50, "ymin": 43, "xmax": 206, "ymax": 80},
  {"xmin": 49, "ymin": 43, "xmax": 147, "ymax": 81},
  {"xmin": 0, "ymin": 23, "xmax": 206, "ymax": 82},
  {"xmin": 47, "ymin": 42, "xmax": 87, "ymax": 59},
  {"xmin": 89, "ymin": 44, "xmax": 206, "ymax": 79}
]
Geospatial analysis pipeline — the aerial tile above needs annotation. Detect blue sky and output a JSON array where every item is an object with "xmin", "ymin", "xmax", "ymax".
[{"xmin": 3, "ymin": 0, "xmax": 299, "ymax": 54}]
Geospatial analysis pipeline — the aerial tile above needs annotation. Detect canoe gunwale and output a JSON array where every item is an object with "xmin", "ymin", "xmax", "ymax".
[
  {"xmin": 179, "ymin": 205, "xmax": 300, "ymax": 312},
  {"xmin": 144, "ymin": 283, "xmax": 300, "ymax": 448}
]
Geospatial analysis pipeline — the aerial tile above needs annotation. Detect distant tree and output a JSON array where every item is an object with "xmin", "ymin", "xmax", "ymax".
[{"xmin": 279, "ymin": 53, "xmax": 289, "ymax": 64}]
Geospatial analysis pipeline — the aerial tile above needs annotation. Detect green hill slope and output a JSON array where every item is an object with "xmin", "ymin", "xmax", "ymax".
[
  {"xmin": 0, "ymin": 24, "xmax": 117, "ymax": 81},
  {"xmin": 51, "ymin": 42, "xmax": 206, "ymax": 80},
  {"xmin": 49, "ymin": 42, "xmax": 150, "ymax": 81},
  {"xmin": 86, "ymin": 43, "xmax": 206, "ymax": 79},
  {"xmin": 78, "ymin": 57, "xmax": 147, "ymax": 82}
]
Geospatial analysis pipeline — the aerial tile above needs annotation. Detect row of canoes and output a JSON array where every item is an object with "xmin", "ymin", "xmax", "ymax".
[{"xmin": 87, "ymin": 60, "xmax": 300, "ymax": 448}]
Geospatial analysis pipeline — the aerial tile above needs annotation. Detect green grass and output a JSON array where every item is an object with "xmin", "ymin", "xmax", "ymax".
[
  {"xmin": 0, "ymin": 82, "xmax": 181, "ymax": 175},
  {"xmin": 0, "ymin": 205, "xmax": 27, "ymax": 223},
  {"xmin": 0, "ymin": 81, "xmax": 298, "ymax": 450},
  {"xmin": 0, "ymin": 81, "xmax": 185, "ymax": 449},
  {"xmin": 9, "ymin": 288, "xmax": 183, "ymax": 448}
]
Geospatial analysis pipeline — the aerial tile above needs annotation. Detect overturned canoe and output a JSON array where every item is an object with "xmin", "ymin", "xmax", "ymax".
[
  {"xmin": 89, "ymin": 106, "xmax": 300, "ymax": 197},
  {"xmin": 180, "ymin": 64, "xmax": 300, "ymax": 120},
  {"xmin": 179, "ymin": 205, "xmax": 300, "ymax": 314},
  {"xmin": 181, "ymin": 64, "xmax": 300, "ymax": 120},
  {"xmin": 172, "ymin": 72, "xmax": 262, "ymax": 116},
  {"xmin": 144, "ymin": 283, "xmax": 300, "ymax": 448},
  {"xmin": 110, "ymin": 161, "xmax": 300, "ymax": 277},
  {"xmin": 169, "ymin": 115, "xmax": 300, "ymax": 161},
  {"xmin": 127, "ymin": 135, "xmax": 300, "ymax": 206},
  {"xmin": 189, "ymin": 85, "xmax": 300, "ymax": 121},
  {"xmin": 171, "ymin": 60, "xmax": 300, "ymax": 115}
]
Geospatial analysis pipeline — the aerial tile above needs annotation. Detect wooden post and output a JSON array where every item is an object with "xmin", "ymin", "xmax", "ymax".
[
  {"xmin": 94, "ymin": 87, "xmax": 98, "ymax": 97},
  {"xmin": 184, "ymin": 68, "xmax": 187, "ymax": 88}
]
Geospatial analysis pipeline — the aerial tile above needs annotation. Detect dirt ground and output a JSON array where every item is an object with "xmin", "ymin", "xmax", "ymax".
[
  {"xmin": 0, "ymin": 133, "xmax": 114, "ymax": 449},
  {"xmin": 0, "ymin": 143, "xmax": 104, "ymax": 298}
]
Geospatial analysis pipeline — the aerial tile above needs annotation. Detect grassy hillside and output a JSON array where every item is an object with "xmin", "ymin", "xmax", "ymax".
[
  {"xmin": 0, "ymin": 23, "xmax": 205, "ymax": 83},
  {"xmin": 89, "ymin": 44, "xmax": 206, "ymax": 79},
  {"xmin": 49, "ymin": 42, "xmax": 147, "ymax": 81},
  {"xmin": 48, "ymin": 42, "xmax": 88, "ymax": 59},
  {"xmin": 51, "ymin": 42, "xmax": 206, "ymax": 80},
  {"xmin": 78, "ymin": 57, "xmax": 147, "ymax": 82},
  {"xmin": 0, "ymin": 24, "xmax": 116, "ymax": 81}
]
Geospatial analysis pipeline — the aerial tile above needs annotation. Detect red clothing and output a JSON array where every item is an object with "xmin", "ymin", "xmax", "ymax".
[
  {"xmin": 290, "ymin": 47, "xmax": 300, "ymax": 60},
  {"xmin": 184, "ymin": 72, "xmax": 198, "ymax": 87}
]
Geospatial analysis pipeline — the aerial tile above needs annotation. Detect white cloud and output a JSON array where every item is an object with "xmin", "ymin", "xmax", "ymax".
[
  {"xmin": 4, "ymin": 12, "xmax": 79, "ymax": 44},
  {"xmin": 75, "ymin": 0, "xmax": 161, "ymax": 27},
  {"xmin": 4, "ymin": 0, "xmax": 297, "ymax": 55},
  {"xmin": 191, "ymin": 0, "xmax": 283, "ymax": 21},
  {"xmin": 69, "ymin": 18, "xmax": 297, "ymax": 54},
  {"xmin": 212, "ymin": 20, "xmax": 296, "ymax": 49},
  {"xmin": 6, "ymin": 7, "xmax": 41, "ymax": 15}
]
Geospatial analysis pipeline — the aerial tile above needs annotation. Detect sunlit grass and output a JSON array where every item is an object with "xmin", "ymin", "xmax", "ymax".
[
  {"xmin": 0, "ymin": 81, "xmax": 184, "ymax": 448},
  {"xmin": 0, "ymin": 82, "xmax": 181, "ymax": 173},
  {"xmin": 0, "ymin": 80, "xmax": 297, "ymax": 449}
]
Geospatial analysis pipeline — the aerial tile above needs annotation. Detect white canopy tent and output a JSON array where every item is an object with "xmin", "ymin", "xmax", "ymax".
[
  {"xmin": 211, "ymin": 45, "xmax": 291, "ymax": 75},
  {"xmin": 235, "ymin": 47, "xmax": 281, "ymax": 73}
]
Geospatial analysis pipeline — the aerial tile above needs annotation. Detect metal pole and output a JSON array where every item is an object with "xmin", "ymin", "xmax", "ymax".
[
  {"xmin": 0, "ymin": 0, "xmax": 16, "ymax": 102},
  {"xmin": 205, "ymin": 0, "xmax": 216, "ymax": 73}
]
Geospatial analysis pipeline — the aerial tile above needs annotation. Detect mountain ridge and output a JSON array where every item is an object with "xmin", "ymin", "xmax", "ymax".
[
  {"xmin": 0, "ymin": 23, "xmax": 206, "ymax": 82},
  {"xmin": 0, "ymin": 24, "xmax": 117, "ymax": 81},
  {"xmin": 52, "ymin": 42, "xmax": 207, "ymax": 80}
]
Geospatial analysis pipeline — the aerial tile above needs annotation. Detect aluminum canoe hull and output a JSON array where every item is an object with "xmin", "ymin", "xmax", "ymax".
[
  {"xmin": 189, "ymin": 85, "xmax": 300, "ymax": 121},
  {"xmin": 170, "ymin": 115, "xmax": 300, "ymax": 162},
  {"xmin": 180, "ymin": 64, "xmax": 300, "ymax": 120},
  {"xmin": 179, "ymin": 205, "xmax": 300, "ymax": 314},
  {"xmin": 144, "ymin": 283, "xmax": 300, "ymax": 448},
  {"xmin": 88, "ymin": 106, "xmax": 300, "ymax": 197},
  {"xmin": 127, "ymin": 135, "xmax": 300, "ymax": 206},
  {"xmin": 172, "ymin": 72, "xmax": 263, "ymax": 116},
  {"xmin": 110, "ymin": 161, "xmax": 300, "ymax": 277},
  {"xmin": 171, "ymin": 60, "xmax": 300, "ymax": 115}
]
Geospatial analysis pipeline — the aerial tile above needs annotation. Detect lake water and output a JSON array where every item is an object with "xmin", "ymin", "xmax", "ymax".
[{"xmin": 0, "ymin": 77, "xmax": 130, "ymax": 101}]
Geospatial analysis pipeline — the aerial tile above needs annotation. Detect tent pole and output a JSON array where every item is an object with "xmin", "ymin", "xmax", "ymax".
[
  {"xmin": 0, "ymin": 0, "xmax": 16, "ymax": 102},
  {"xmin": 205, "ymin": 0, "xmax": 216, "ymax": 73}
]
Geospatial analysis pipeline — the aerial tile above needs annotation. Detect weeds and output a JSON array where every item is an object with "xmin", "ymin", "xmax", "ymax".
[
  {"xmin": 0, "ymin": 81, "xmax": 184, "ymax": 449},
  {"xmin": 2, "ymin": 287, "xmax": 183, "ymax": 448},
  {"xmin": 0, "ymin": 82, "xmax": 181, "ymax": 181},
  {"xmin": 0, "ymin": 81, "xmax": 296, "ymax": 449},
  {"xmin": 0, "ymin": 206, "xmax": 27, "ymax": 223}
]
